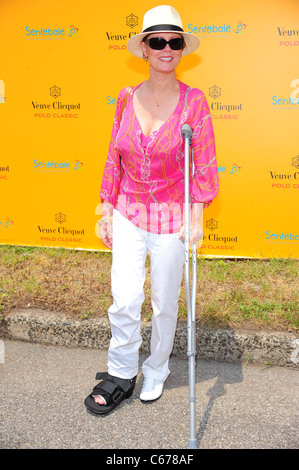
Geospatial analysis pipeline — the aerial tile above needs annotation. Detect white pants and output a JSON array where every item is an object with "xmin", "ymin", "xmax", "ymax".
[{"xmin": 107, "ymin": 210, "xmax": 185, "ymax": 382}]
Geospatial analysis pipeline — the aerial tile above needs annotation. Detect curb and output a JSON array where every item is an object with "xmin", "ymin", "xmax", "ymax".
[{"xmin": 1, "ymin": 308, "xmax": 298, "ymax": 368}]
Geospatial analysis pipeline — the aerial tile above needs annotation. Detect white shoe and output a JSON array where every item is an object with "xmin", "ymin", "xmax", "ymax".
[{"xmin": 140, "ymin": 377, "xmax": 165, "ymax": 402}]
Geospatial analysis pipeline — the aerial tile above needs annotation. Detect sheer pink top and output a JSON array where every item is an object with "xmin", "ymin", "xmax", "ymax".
[{"xmin": 100, "ymin": 81, "xmax": 219, "ymax": 234}]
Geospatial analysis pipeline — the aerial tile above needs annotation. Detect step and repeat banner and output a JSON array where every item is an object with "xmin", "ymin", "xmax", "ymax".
[{"xmin": 0, "ymin": 0, "xmax": 298, "ymax": 258}]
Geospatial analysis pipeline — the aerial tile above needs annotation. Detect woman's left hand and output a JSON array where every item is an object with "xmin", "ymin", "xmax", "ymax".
[{"xmin": 179, "ymin": 203, "xmax": 204, "ymax": 244}]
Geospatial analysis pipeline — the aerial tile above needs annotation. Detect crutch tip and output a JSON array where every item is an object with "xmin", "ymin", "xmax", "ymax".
[{"xmin": 188, "ymin": 439, "xmax": 198, "ymax": 449}]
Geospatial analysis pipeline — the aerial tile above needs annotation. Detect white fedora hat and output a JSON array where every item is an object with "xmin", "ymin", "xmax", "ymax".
[{"xmin": 127, "ymin": 5, "xmax": 200, "ymax": 58}]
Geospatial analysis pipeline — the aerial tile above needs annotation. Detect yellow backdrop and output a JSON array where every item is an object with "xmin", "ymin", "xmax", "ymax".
[{"xmin": 0, "ymin": 0, "xmax": 298, "ymax": 257}]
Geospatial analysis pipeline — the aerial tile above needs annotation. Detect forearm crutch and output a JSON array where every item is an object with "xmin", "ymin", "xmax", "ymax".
[{"xmin": 181, "ymin": 124, "xmax": 198, "ymax": 449}]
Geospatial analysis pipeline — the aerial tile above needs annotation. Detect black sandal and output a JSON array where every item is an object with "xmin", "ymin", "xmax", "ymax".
[{"xmin": 84, "ymin": 372, "xmax": 136, "ymax": 415}]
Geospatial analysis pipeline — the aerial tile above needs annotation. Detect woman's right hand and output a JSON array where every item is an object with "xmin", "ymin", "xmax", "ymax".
[{"xmin": 98, "ymin": 202, "xmax": 114, "ymax": 250}]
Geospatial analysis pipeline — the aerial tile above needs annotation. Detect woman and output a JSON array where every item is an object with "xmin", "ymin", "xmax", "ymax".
[{"xmin": 84, "ymin": 5, "xmax": 219, "ymax": 415}]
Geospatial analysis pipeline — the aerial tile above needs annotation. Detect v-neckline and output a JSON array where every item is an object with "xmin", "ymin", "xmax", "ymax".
[{"xmin": 131, "ymin": 81, "xmax": 183, "ymax": 139}]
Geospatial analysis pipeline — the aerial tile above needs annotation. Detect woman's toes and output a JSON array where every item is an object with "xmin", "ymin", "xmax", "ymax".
[{"xmin": 93, "ymin": 395, "xmax": 106, "ymax": 405}]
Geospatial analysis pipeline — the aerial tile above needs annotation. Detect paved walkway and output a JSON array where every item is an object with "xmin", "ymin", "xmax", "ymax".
[{"xmin": 0, "ymin": 339, "xmax": 298, "ymax": 449}]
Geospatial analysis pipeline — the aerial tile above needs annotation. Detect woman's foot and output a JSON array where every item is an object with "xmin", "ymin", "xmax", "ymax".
[
  {"xmin": 139, "ymin": 377, "xmax": 165, "ymax": 402},
  {"xmin": 84, "ymin": 372, "xmax": 136, "ymax": 415}
]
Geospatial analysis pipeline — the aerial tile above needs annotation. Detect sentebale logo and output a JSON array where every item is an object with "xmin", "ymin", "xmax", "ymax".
[
  {"xmin": 188, "ymin": 21, "xmax": 246, "ymax": 36},
  {"xmin": 25, "ymin": 25, "xmax": 78, "ymax": 39}
]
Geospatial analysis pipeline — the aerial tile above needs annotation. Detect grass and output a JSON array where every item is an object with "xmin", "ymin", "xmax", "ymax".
[{"xmin": 0, "ymin": 244, "xmax": 298, "ymax": 333}]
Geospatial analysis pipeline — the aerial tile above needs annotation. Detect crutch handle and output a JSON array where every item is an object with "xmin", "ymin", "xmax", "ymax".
[{"xmin": 181, "ymin": 123, "xmax": 193, "ymax": 140}]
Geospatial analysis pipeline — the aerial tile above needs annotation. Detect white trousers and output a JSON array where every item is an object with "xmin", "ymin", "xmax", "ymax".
[{"xmin": 107, "ymin": 210, "xmax": 185, "ymax": 382}]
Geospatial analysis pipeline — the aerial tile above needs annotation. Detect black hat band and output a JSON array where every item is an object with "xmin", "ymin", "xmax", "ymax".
[{"xmin": 143, "ymin": 24, "xmax": 184, "ymax": 33}]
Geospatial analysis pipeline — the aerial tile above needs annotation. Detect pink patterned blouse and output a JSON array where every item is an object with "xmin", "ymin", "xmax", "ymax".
[{"xmin": 100, "ymin": 80, "xmax": 219, "ymax": 234}]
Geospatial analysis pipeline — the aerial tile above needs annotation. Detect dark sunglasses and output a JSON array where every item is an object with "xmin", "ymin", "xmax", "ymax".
[{"xmin": 143, "ymin": 36, "xmax": 185, "ymax": 51}]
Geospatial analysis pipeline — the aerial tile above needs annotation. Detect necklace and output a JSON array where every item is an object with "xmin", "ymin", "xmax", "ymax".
[{"xmin": 146, "ymin": 82, "xmax": 172, "ymax": 108}]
